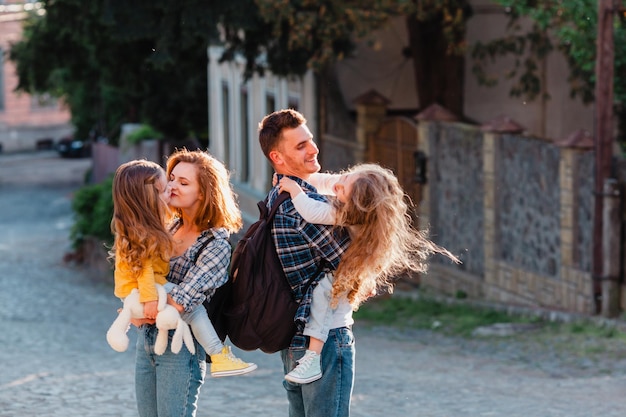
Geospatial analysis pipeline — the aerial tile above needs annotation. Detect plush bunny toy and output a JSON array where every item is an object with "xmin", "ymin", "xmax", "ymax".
[{"xmin": 106, "ymin": 284, "xmax": 195, "ymax": 355}]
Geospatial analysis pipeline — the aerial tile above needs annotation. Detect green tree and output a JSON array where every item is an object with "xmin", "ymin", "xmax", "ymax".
[
  {"xmin": 233, "ymin": 0, "xmax": 472, "ymax": 115},
  {"xmin": 10, "ymin": 0, "xmax": 223, "ymax": 142},
  {"xmin": 9, "ymin": 0, "xmax": 473, "ymax": 144},
  {"xmin": 470, "ymin": 0, "xmax": 626, "ymax": 144}
]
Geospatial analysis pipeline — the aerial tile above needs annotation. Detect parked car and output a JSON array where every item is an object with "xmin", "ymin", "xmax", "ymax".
[{"xmin": 56, "ymin": 136, "xmax": 91, "ymax": 158}]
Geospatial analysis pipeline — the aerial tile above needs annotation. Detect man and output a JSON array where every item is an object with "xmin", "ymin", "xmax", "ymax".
[{"xmin": 258, "ymin": 109, "xmax": 354, "ymax": 417}]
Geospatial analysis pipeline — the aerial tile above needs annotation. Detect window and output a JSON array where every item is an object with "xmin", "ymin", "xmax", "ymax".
[
  {"xmin": 264, "ymin": 93, "xmax": 276, "ymax": 189},
  {"xmin": 240, "ymin": 87, "xmax": 250, "ymax": 182},
  {"xmin": 265, "ymin": 93, "xmax": 275, "ymax": 114},
  {"xmin": 0, "ymin": 48, "xmax": 4, "ymax": 111},
  {"xmin": 221, "ymin": 82, "xmax": 230, "ymax": 165},
  {"xmin": 288, "ymin": 97, "xmax": 299, "ymax": 111}
]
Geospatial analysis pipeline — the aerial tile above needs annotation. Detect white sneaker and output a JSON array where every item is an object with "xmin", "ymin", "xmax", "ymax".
[{"xmin": 285, "ymin": 350, "xmax": 322, "ymax": 384}]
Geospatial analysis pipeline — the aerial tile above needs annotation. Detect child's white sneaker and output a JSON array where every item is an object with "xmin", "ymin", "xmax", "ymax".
[{"xmin": 284, "ymin": 350, "xmax": 322, "ymax": 384}]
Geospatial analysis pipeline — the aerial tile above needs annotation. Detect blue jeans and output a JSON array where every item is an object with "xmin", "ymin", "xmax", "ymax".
[
  {"xmin": 281, "ymin": 327, "xmax": 355, "ymax": 417},
  {"xmin": 135, "ymin": 324, "xmax": 206, "ymax": 417}
]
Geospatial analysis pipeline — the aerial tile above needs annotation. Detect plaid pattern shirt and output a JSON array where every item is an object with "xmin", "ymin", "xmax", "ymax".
[
  {"xmin": 166, "ymin": 221, "xmax": 231, "ymax": 313},
  {"xmin": 269, "ymin": 176, "xmax": 351, "ymax": 348}
]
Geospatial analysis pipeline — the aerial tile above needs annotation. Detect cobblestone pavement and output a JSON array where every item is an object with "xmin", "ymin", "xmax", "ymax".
[{"xmin": 0, "ymin": 151, "xmax": 625, "ymax": 417}]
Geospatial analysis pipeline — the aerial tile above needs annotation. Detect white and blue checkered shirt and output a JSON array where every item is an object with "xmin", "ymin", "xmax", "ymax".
[{"xmin": 166, "ymin": 221, "xmax": 231, "ymax": 314}]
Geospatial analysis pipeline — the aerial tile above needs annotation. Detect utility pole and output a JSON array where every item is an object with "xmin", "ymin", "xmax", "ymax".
[{"xmin": 592, "ymin": 0, "xmax": 615, "ymax": 313}]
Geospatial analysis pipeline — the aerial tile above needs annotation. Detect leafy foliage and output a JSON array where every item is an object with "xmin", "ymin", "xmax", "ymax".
[
  {"xmin": 471, "ymin": 0, "xmax": 626, "ymax": 107},
  {"xmin": 70, "ymin": 175, "xmax": 114, "ymax": 249},
  {"xmin": 9, "ymin": 0, "xmax": 219, "ymax": 142},
  {"xmin": 240, "ymin": 0, "xmax": 471, "ymax": 77},
  {"xmin": 125, "ymin": 124, "xmax": 164, "ymax": 145},
  {"xmin": 9, "ymin": 0, "xmax": 473, "ymax": 144}
]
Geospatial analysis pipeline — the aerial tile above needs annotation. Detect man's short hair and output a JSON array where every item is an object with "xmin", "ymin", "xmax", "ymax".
[{"xmin": 258, "ymin": 109, "xmax": 307, "ymax": 159}]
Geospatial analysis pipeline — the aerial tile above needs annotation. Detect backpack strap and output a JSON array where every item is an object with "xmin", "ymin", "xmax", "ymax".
[
  {"xmin": 261, "ymin": 191, "xmax": 290, "ymax": 221},
  {"xmin": 266, "ymin": 191, "xmax": 326, "ymax": 298},
  {"xmin": 190, "ymin": 233, "xmax": 216, "ymax": 264}
]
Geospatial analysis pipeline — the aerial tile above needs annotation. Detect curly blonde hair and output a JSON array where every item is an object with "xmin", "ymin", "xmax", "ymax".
[
  {"xmin": 330, "ymin": 164, "xmax": 459, "ymax": 309},
  {"xmin": 109, "ymin": 160, "xmax": 173, "ymax": 275},
  {"xmin": 166, "ymin": 149, "xmax": 243, "ymax": 233}
]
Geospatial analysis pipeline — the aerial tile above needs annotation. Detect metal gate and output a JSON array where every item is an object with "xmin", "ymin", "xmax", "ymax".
[{"xmin": 367, "ymin": 116, "xmax": 422, "ymax": 210}]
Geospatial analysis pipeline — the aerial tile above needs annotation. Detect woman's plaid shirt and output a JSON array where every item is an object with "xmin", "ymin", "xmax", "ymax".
[{"xmin": 166, "ymin": 222, "xmax": 231, "ymax": 313}]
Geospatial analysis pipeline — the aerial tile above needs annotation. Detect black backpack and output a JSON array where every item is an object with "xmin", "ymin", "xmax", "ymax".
[{"xmin": 224, "ymin": 192, "xmax": 311, "ymax": 353}]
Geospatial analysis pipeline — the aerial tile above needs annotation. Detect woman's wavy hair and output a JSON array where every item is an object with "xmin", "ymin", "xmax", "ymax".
[
  {"xmin": 330, "ymin": 163, "xmax": 460, "ymax": 309},
  {"xmin": 166, "ymin": 149, "xmax": 243, "ymax": 233},
  {"xmin": 108, "ymin": 160, "xmax": 173, "ymax": 274}
]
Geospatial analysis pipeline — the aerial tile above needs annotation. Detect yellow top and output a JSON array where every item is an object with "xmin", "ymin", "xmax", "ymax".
[{"xmin": 114, "ymin": 255, "xmax": 169, "ymax": 302}]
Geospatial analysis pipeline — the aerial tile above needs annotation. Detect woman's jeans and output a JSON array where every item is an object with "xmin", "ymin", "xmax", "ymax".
[
  {"xmin": 135, "ymin": 324, "xmax": 206, "ymax": 417},
  {"xmin": 281, "ymin": 327, "xmax": 355, "ymax": 417}
]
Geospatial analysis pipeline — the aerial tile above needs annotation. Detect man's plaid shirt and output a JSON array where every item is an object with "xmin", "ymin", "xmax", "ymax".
[
  {"xmin": 166, "ymin": 221, "xmax": 231, "ymax": 313},
  {"xmin": 268, "ymin": 176, "xmax": 351, "ymax": 348}
]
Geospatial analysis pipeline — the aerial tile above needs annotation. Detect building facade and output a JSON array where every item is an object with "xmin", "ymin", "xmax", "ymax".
[{"xmin": 0, "ymin": 1, "xmax": 72, "ymax": 153}]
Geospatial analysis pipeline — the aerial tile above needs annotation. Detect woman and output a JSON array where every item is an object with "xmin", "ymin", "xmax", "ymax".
[{"xmin": 133, "ymin": 149, "xmax": 252, "ymax": 417}]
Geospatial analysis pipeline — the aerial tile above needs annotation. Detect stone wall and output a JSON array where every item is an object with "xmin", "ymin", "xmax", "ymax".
[{"xmin": 419, "ymin": 120, "xmax": 596, "ymax": 314}]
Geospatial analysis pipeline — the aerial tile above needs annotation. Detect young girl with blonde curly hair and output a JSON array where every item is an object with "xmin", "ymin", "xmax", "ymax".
[
  {"xmin": 109, "ymin": 158, "xmax": 256, "ymax": 382},
  {"xmin": 277, "ymin": 163, "xmax": 459, "ymax": 384},
  {"xmin": 110, "ymin": 159, "xmax": 174, "ymax": 321}
]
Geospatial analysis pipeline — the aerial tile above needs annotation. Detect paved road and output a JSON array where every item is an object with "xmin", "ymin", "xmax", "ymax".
[{"xmin": 0, "ymin": 151, "xmax": 625, "ymax": 417}]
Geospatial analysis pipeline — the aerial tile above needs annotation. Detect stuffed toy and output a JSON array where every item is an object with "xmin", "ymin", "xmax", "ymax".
[{"xmin": 106, "ymin": 283, "xmax": 195, "ymax": 355}]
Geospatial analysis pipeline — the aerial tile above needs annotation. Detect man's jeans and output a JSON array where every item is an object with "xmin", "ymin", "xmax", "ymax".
[
  {"xmin": 281, "ymin": 327, "xmax": 355, "ymax": 417},
  {"xmin": 135, "ymin": 324, "xmax": 206, "ymax": 417}
]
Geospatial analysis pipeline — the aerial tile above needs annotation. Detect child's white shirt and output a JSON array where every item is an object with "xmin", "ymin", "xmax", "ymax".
[{"xmin": 292, "ymin": 172, "xmax": 340, "ymax": 225}]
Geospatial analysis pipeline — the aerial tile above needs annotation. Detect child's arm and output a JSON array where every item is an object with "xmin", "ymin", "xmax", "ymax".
[
  {"xmin": 277, "ymin": 176, "xmax": 305, "ymax": 198},
  {"xmin": 279, "ymin": 177, "xmax": 336, "ymax": 225},
  {"xmin": 307, "ymin": 172, "xmax": 340, "ymax": 195},
  {"xmin": 273, "ymin": 172, "xmax": 340, "ymax": 195},
  {"xmin": 136, "ymin": 258, "xmax": 160, "ymax": 319}
]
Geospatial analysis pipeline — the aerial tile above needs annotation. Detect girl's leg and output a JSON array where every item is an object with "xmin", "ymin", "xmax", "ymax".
[
  {"xmin": 303, "ymin": 274, "xmax": 335, "ymax": 349},
  {"xmin": 285, "ymin": 274, "xmax": 334, "ymax": 384},
  {"xmin": 182, "ymin": 306, "xmax": 223, "ymax": 355},
  {"xmin": 183, "ymin": 304, "xmax": 257, "ymax": 378}
]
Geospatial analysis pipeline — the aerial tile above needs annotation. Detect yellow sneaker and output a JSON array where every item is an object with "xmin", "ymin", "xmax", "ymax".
[{"xmin": 210, "ymin": 346, "xmax": 258, "ymax": 377}]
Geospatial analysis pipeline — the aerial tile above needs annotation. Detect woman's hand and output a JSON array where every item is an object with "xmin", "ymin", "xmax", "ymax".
[
  {"xmin": 130, "ymin": 317, "xmax": 156, "ymax": 327},
  {"xmin": 143, "ymin": 300, "xmax": 158, "ymax": 320},
  {"xmin": 167, "ymin": 294, "xmax": 184, "ymax": 313}
]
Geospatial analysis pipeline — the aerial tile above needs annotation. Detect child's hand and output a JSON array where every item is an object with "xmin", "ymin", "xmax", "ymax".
[
  {"xmin": 143, "ymin": 300, "xmax": 158, "ymax": 319},
  {"xmin": 272, "ymin": 172, "xmax": 278, "ymax": 187},
  {"xmin": 278, "ymin": 177, "xmax": 304, "ymax": 197}
]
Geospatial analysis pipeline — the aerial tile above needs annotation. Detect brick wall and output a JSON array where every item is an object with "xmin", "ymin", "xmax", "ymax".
[{"xmin": 0, "ymin": 7, "xmax": 72, "ymax": 152}]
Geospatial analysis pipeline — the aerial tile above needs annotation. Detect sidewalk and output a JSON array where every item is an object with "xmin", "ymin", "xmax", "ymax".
[{"xmin": 0, "ymin": 151, "xmax": 624, "ymax": 417}]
